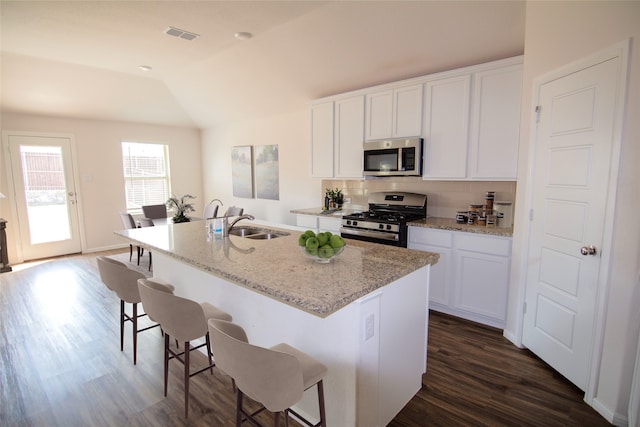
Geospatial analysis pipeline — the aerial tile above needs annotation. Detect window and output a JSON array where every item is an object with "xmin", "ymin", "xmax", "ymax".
[{"xmin": 121, "ymin": 142, "xmax": 170, "ymax": 212}]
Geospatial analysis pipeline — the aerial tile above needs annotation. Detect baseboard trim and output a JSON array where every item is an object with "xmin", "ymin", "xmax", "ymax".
[
  {"xmin": 83, "ymin": 243, "xmax": 129, "ymax": 254},
  {"xmin": 592, "ymin": 397, "xmax": 628, "ymax": 426}
]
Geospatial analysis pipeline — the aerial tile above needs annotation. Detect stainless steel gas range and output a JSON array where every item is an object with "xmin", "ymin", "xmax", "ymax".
[{"xmin": 340, "ymin": 192, "xmax": 427, "ymax": 247}]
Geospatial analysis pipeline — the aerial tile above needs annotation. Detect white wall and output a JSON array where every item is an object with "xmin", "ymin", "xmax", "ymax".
[
  {"xmin": 201, "ymin": 109, "xmax": 321, "ymax": 226},
  {"xmin": 0, "ymin": 113, "xmax": 202, "ymax": 260},
  {"xmin": 506, "ymin": 1, "xmax": 640, "ymax": 423}
]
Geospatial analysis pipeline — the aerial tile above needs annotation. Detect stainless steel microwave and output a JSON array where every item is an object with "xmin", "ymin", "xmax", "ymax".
[{"xmin": 363, "ymin": 137, "xmax": 423, "ymax": 177}]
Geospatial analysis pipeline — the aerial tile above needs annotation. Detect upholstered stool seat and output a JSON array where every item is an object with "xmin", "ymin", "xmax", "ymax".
[
  {"xmin": 137, "ymin": 278, "xmax": 232, "ymax": 418},
  {"xmin": 208, "ymin": 319, "xmax": 327, "ymax": 427},
  {"xmin": 96, "ymin": 256, "xmax": 173, "ymax": 365}
]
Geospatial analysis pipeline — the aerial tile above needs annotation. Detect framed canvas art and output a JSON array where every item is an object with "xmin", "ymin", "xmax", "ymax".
[
  {"xmin": 254, "ymin": 144, "xmax": 279, "ymax": 200},
  {"xmin": 231, "ymin": 145, "xmax": 253, "ymax": 198}
]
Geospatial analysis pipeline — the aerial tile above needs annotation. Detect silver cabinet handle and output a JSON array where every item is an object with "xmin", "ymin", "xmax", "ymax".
[{"xmin": 580, "ymin": 245, "xmax": 597, "ymax": 256}]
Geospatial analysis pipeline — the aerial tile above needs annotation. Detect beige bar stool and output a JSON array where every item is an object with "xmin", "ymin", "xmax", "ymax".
[
  {"xmin": 208, "ymin": 319, "xmax": 327, "ymax": 427},
  {"xmin": 137, "ymin": 217, "xmax": 154, "ymax": 271},
  {"xmin": 96, "ymin": 256, "xmax": 174, "ymax": 365},
  {"xmin": 137, "ymin": 278, "xmax": 232, "ymax": 418}
]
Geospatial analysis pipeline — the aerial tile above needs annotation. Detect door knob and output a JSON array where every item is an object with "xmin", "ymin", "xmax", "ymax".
[{"xmin": 580, "ymin": 245, "xmax": 597, "ymax": 256}]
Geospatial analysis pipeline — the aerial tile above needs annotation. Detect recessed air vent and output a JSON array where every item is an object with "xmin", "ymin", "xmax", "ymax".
[{"xmin": 164, "ymin": 26, "xmax": 200, "ymax": 41}]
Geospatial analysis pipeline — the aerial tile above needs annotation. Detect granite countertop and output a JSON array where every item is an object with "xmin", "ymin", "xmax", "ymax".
[
  {"xmin": 114, "ymin": 221, "xmax": 439, "ymax": 317},
  {"xmin": 290, "ymin": 207, "xmax": 359, "ymax": 217},
  {"xmin": 409, "ymin": 217, "xmax": 513, "ymax": 237},
  {"xmin": 291, "ymin": 207, "xmax": 513, "ymax": 237}
]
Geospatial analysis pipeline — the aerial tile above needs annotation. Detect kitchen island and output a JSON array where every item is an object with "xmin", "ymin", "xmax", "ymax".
[{"xmin": 115, "ymin": 220, "xmax": 438, "ymax": 426}]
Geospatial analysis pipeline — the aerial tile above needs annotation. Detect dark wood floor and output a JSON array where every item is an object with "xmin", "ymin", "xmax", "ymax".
[{"xmin": 0, "ymin": 251, "xmax": 610, "ymax": 426}]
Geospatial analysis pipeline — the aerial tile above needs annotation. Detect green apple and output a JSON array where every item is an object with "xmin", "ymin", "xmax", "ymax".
[
  {"xmin": 317, "ymin": 232, "xmax": 329, "ymax": 247},
  {"xmin": 305, "ymin": 237, "xmax": 319, "ymax": 250},
  {"xmin": 305, "ymin": 247, "xmax": 318, "ymax": 256},
  {"xmin": 319, "ymin": 245, "xmax": 334, "ymax": 259},
  {"xmin": 329, "ymin": 234, "xmax": 345, "ymax": 249},
  {"xmin": 298, "ymin": 233, "xmax": 310, "ymax": 246},
  {"xmin": 304, "ymin": 230, "xmax": 316, "ymax": 238}
]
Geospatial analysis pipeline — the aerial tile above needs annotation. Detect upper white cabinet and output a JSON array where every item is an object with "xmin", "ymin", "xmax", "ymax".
[
  {"xmin": 422, "ymin": 75, "xmax": 471, "ymax": 179},
  {"xmin": 468, "ymin": 64, "xmax": 523, "ymax": 179},
  {"xmin": 311, "ymin": 101, "xmax": 334, "ymax": 178},
  {"xmin": 365, "ymin": 83, "xmax": 423, "ymax": 141},
  {"xmin": 310, "ymin": 95, "xmax": 364, "ymax": 178},
  {"xmin": 334, "ymin": 96, "xmax": 365, "ymax": 178},
  {"xmin": 422, "ymin": 57, "xmax": 523, "ymax": 181},
  {"xmin": 311, "ymin": 56, "xmax": 522, "ymax": 180}
]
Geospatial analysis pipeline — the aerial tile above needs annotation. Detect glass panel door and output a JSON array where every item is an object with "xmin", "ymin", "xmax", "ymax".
[{"xmin": 7, "ymin": 134, "xmax": 81, "ymax": 261}]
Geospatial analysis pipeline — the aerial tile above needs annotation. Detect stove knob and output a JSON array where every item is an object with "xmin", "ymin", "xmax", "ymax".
[
  {"xmin": 353, "ymin": 221, "xmax": 358, "ymax": 226},
  {"xmin": 386, "ymin": 224, "xmax": 392, "ymax": 230},
  {"xmin": 379, "ymin": 224, "xmax": 384, "ymax": 229}
]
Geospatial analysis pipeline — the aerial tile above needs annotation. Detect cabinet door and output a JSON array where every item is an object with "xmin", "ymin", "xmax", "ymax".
[
  {"xmin": 318, "ymin": 216, "xmax": 342, "ymax": 233},
  {"xmin": 311, "ymin": 102, "xmax": 334, "ymax": 178},
  {"xmin": 334, "ymin": 96, "xmax": 364, "ymax": 178},
  {"xmin": 365, "ymin": 90, "xmax": 393, "ymax": 141},
  {"xmin": 469, "ymin": 64, "xmax": 523, "ymax": 180},
  {"xmin": 422, "ymin": 75, "xmax": 471, "ymax": 179},
  {"xmin": 393, "ymin": 84, "xmax": 423, "ymax": 138},
  {"xmin": 453, "ymin": 249, "xmax": 510, "ymax": 324},
  {"xmin": 296, "ymin": 215, "xmax": 318, "ymax": 231},
  {"xmin": 408, "ymin": 227, "xmax": 453, "ymax": 307}
]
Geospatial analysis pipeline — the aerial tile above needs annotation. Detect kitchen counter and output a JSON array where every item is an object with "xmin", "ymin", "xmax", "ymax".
[
  {"xmin": 115, "ymin": 220, "xmax": 438, "ymax": 317},
  {"xmin": 409, "ymin": 216, "xmax": 513, "ymax": 237},
  {"xmin": 291, "ymin": 208, "xmax": 513, "ymax": 237},
  {"xmin": 115, "ymin": 219, "xmax": 439, "ymax": 426},
  {"xmin": 290, "ymin": 207, "xmax": 359, "ymax": 217}
]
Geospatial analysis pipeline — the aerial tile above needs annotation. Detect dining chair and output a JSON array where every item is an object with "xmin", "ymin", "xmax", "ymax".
[
  {"xmin": 119, "ymin": 212, "xmax": 143, "ymax": 263},
  {"xmin": 208, "ymin": 319, "xmax": 327, "ymax": 427},
  {"xmin": 137, "ymin": 217, "xmax": 154, "ymax": 271},
  {"xmin": 137, "ymin": 278, "xmax": 233, "ymax": 418},
  {"xmin": 224, "ymin": 206, "xmax": 243, "ymax": 217},
  {"xmin": 96, "ymin": 256, "xmax": 174, "ymax": 365},
  {"xmin": 142, "ymin": 204, "xmax": 167, "ymax": 219}
]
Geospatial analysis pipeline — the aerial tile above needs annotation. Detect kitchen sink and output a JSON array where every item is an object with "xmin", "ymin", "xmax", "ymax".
[
  {"xmin": 229, "ymin": 226, "xmax": 289, "ymax": 239},
  {"xmin": 245, "ymin": 232, "xmax": 282, "ymax": 240},
  {"xmin": 228, "ymin": 227, "xmax": 263, "ymax": 237}
]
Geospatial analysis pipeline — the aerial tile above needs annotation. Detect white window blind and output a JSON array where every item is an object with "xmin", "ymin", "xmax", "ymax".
[{"xmin": 122, "ymin": 142, "xmax": 170, "ymax": 212}]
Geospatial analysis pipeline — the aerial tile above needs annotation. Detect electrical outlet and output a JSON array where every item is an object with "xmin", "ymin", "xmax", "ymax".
[{"xmin": 365, "ymin": 314, "xmax": 375, "ymax": 340}]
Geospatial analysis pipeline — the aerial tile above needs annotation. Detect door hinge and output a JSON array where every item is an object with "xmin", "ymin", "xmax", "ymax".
[{"xmin": 535, "ymin": 105, "xmax": 541, "ymax": 123}]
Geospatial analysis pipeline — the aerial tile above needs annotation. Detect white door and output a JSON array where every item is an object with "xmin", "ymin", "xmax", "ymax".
[
  {"xmin": 523, "ymin": 55, "xmax": 622, "ymax": 390},
  {"xmin": 6, "ymin": 134, "xmax": 82, "ymax": 260}
]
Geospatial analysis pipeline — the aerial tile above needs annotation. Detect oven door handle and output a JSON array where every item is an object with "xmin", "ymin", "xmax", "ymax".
[{"xmin": 340, "ymin": 227, "xmax": 399, "ymax": 242}]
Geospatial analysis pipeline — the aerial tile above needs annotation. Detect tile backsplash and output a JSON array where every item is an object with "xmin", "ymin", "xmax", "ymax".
[{"xmin": 321, "ymin": 177, "xmax": 516, "ymax": 220}]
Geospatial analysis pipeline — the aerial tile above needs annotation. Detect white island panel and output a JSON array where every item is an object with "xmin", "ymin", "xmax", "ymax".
[{"xmin": 152, "ymin": 252, "xmax": 430, "ymax": 427}]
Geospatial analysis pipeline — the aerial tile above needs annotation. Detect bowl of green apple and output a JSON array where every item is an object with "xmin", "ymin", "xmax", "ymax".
[{"xmin": 298, "ymin": 230, "xmax": 346, "ymax": 263}]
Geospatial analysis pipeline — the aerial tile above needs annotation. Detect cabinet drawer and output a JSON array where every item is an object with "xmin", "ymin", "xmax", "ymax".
[
  {"xmin": 318, "ymin": 216, "xmax": 342, "ymax": 233},
  {"xmin": 455, "ymin": 233, "xmax": 511, "ymax": 256},
  {"xmin": 296, "ymin": 215, "xmax": 318, "ymax": 230},
  {"xmin": 408, "ymin": 227, "xmax": 453, "ymax": 248}
]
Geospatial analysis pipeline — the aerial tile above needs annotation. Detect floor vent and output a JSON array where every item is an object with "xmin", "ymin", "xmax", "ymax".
[{"xmin": 164, "ymin": 26, "xmax": 199, "ymax": 41}]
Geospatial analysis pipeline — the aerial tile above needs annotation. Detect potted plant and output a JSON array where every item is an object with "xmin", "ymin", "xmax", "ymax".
[{"xmin": 166, "ymin": 194, "xmax": 196, "ymax": 223}]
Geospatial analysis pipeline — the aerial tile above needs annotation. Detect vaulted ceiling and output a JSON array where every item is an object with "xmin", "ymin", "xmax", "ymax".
[{"xmin": 0, "ymin": 1, "xmax": 526, "ymax": 129}]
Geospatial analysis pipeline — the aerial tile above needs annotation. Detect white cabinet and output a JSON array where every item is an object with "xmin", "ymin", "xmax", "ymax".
[
  {"xmin": 334, "ymin": 96, "xmax": 365, "ymax": 178},
  {"xmin": 408, "ymin": 226, "xmax": 511, "ymax": 328},
  {"xmin": 365, "ymin": 83, "xmax": 423, "ymax": 141},
  {"xmin": 295, "ymin": 214, "xmax": 342, "ymax": 234},
  {"xmin": 422, "ymin": 57, "xmax": 523, "ymax": 181},
  {"xmin": 468, "ymin": 64, "xmax": 523, "ymax": 179},
  {"xmin": 422, "ymin": 75, "xmax": 471, "ymax": 179},
  {"xmin": 310, "ymin": 96, "xmax": 364, "ymax": 178},
  {"xmin": 311, "ymin": 101, "xmax": 334, "ymax": 178}
]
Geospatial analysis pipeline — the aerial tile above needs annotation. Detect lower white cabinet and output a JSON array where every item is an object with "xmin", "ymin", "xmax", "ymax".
[
  {"xmin": 296, "ymin": 214, "xmax": 342, "ymax": 234},
  {"xmin": 408, "ymin": 226, "xmax": 511, "ymax": 328}
]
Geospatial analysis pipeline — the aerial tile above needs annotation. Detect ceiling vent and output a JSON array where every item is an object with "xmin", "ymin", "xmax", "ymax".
[{"xmin": 164, "ymin": 26, "xmax": 200, "ymax": 41}]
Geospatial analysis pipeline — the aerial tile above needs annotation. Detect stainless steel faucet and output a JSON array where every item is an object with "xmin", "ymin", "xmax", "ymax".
[{"xmin": 223, "ymin": 214, "xmax": 255, "ymax": 236}]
